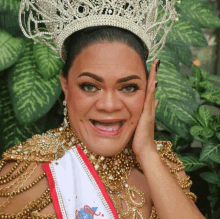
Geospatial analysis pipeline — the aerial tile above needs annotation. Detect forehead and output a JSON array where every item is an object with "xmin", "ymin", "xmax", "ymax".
[{"xmin": 69, "ymin": 42, "xmax": 146, "ymax": 78}]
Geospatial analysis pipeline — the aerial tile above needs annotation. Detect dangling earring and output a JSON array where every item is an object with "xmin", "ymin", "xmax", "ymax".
[{"xmin": 63, "ymin": 100, "xmax": 69, "ymax": 128}]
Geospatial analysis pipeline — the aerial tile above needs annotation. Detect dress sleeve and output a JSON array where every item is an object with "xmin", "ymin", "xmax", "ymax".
[
  {"xmin": 0, "ymin": 156, "xmax": 57, "ymax": 218},
  {"xmin": 149, "ymin": 141, "xmax": 197, "ymax": 219}
]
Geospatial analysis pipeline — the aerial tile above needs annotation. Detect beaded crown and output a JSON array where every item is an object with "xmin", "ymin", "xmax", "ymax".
[{"xmin": 19, "ymin": 0, "xmax": 179, "ymax": 62}]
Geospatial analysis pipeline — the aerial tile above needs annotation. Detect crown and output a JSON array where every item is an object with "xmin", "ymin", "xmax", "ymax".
[{"xmin": 19, "ymin": 0, "xmax": 179, "ymax": 63}]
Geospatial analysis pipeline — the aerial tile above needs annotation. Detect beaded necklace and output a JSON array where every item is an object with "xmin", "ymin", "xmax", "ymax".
[{"xmin": 57, "ymin": 125, "xmax": 146, "ymax": 219}]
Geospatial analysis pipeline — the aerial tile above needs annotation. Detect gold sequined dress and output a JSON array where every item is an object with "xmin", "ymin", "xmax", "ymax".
[{"xmin": 0, "ymin": 127, "xmax": 197, "ymax": 219}]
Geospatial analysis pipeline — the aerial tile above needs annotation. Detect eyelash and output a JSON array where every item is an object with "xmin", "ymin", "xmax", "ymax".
[{"xmin": 79, "ymin": 83, "xmax": 140, "ymax": 93}]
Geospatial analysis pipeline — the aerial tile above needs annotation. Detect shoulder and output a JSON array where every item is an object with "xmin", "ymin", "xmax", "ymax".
[
  {"xmin": 155, "ymin": 140, "xmax": 197, "ymax": 201},
  {"xmin": 0, "ymin": 129, "xmax": 64, "ymax": 216},
  {"xmin": 1, "ymin": 128, "xmax": 71, "ymax": 163}
]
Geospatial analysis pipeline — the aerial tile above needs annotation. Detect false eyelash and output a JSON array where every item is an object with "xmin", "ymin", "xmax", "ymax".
[
  {"xmin": 79, "ymin": 82, "xmax": 100, "ymax": 92},
  {"xmin": 120, "ymin": 84, "xmax": 140, "ymax": 92}
]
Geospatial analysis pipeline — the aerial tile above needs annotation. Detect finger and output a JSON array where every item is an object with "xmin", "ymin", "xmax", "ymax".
[{"xmin": 147, "ymin": 59, "xmax": 160, "ymax": 86}]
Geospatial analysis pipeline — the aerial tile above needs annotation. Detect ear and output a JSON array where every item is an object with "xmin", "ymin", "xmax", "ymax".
[{"xmin": 60, "ymin": 70, "xmax": 68, "ymax": 99}]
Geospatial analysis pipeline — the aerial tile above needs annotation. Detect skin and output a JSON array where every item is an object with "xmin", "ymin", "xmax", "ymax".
[
  {"xmin": 60, "ymin": 42, "xmax": 206, "ymax": 218},
  {"xmin": 0, "ymin": 41, "xmax": 205, "ymax": 218},
  {"xmin": 60, "ymin": 42, "xmax": 155, "ymax": 157}
]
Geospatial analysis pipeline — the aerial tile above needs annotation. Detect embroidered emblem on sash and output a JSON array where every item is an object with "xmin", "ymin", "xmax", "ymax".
[{"xmin": 75, "ymin": 205, "xmax": 104, "ymax": 219}]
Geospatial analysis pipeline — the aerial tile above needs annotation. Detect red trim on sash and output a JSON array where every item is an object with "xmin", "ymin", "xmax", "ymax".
[
  {"xmin": 76, "ymin": 146, "xmax": 119, "ymax": 219},
  {"xmin": 42, "ymin": 162, "xmax": 64, "ymax": 219}
]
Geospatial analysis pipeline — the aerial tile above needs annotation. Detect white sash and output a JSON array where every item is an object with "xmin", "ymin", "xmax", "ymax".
[{"xmin": 42, "ymin": 145, "xmax": 118, "ymax": 219}]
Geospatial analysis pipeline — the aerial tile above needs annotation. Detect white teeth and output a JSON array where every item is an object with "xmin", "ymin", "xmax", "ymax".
[{"xmin": 91, "ymin": 120, "xmax": 124, "ymax": 131}]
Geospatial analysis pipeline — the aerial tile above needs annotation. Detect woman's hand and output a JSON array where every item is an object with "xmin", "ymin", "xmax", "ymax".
[{"xmin": 132, "ymin": 59, "xmax": 160, "ymax": 159}]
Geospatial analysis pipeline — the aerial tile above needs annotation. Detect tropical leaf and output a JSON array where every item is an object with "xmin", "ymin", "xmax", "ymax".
[
  {"xmin": 199, "ymin": 81, "xmax": 214, "ymax": 89},
  {"xmin": 196, "ymin": 106, "xmax": 212, "ymax": 128},
  {"xmin": 209, "ymin": 184, "xmax": 219, "ymax": 194},
  {"xmin": 166, "ymin": 42, "xmax": 192, "ymax": 67},
  {"xmin": 0, "ymin": 30, "xmax": 26, "ymax": 71},
  {"xmin": 200, "ymin": 172, "xmax": 220, "ymax": 185},
  {"xmin": 0, "ymin": 11, "xmax": 22, "ymax": 37},
  {"xmin": 8, "ymin": 40, "xmax": 62, "ymax": 125},
  {"xmin": 192, "ymin": 66, "xmax": 203, "ymax": 86},
  {"xmin": 200, "ymin": 142, "xmax": 220, "ymax": 163},
  {"xmin": 33, "ymin": 39, "xmax": 63, "ymax": 80},
  {"xmin": 179, "ymin": 155, "xmax": 207, "ymax": 172},
  {"xmin": 216, "ymin": 133, "xmax": 220, "ymax": 141},
  {"xmin": 0, "ymin": 0, "xmax": 20, "ymax": 13},
  {"xmin": 176, "ymin": 0, "xmax": 220, "ymax": 29},
  {"xmin": 154, "ymin": 48, "xmax": 198, "ymax": 139},
  {"xmin": 190, "ymin": 125, "xmax": 203, "ymax": 136},
  {"xmin": 201, "ymin": 87, "xmax": 220, "ymax": 105},
  {"xmin": 201, "ymin": 127, "xmax": 214, "ymax": 139},
  {"xmin": 0, "ymin": 75, "xmax": 43, "ymax": 154},
  {"xmin": 165, "ymin": 17, "xmax": 207, "ymax": 47},
  {"xmin": 207, "ymin": 193, "xmax": 219, "ymax": 210},
  {"xmin": 208, "ymin": 75, "xmax": 220, "ymax": 84}
]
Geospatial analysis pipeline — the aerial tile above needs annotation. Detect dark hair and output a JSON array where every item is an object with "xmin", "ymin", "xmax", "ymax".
[{"xmin": 62, "ymin": 26, "xmax": 148, "ymax": 78}]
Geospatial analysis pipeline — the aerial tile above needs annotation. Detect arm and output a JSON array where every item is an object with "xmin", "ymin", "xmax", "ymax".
[
  {"xmin": 132, "ymin": 59, "xmax": 205, "ymax": 219},
  {"xmin": 0, "ymin": 159, "xmax": 56, "ymax": 217},
  {"xmin": 139, "ymin": 142, "xmax": 204, "ymax": 219}
]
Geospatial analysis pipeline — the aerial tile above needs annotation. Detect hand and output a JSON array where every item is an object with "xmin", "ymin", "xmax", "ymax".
[{"xmin": 132, "ymin": 59, "xmax": 160, "ymax": 159}]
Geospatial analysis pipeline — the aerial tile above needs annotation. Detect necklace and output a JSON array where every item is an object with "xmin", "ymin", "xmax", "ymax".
[{"xmin": 55, "ymin": 125, "xmax": 146, "ymax": 218}]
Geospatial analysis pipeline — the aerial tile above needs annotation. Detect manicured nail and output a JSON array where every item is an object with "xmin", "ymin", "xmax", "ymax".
[{"xmin": 156, "ymin": 59, "xmax": 161, "ymax": 72}]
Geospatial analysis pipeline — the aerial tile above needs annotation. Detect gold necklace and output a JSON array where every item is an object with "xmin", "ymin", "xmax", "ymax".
[{"xmin": 57, "ymin": 125, "xmax": 146, "ymax": 218}]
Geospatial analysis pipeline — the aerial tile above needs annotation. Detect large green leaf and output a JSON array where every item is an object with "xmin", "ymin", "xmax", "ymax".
[
  {"xmin": 0, "ymin": 12, "xmax": 22, "ymax": 37},
  {"xmin": 166, "ymin": 42, "xmax": 192, "ymax": 67},
  {"xmin": 200, "ymin": 142, "xmax": 220, "ymax": 163},
  {"xmin": 176, "ymin": 0, "xmax": 220, "ymax": 29},
  {"xmin": 196, "ymin": 106, "xmax": 212, "ymax": 128},
  {"xmin": 190, "ymin": 125, "xmax": 203, "ymax": 136},
  {"xmin": 179, "ymin": 155, "xmax": 207, "ymax": 172},
  {"xmin": 165, "ymin": 17, "xmax": 207, "ymax": 47},
  {"xmin": 201, "ymin": 87, "xmax": 220, "ymax": 105},
  {"xmin": 0, "ymin": 75, "xmax": 43, "ymax": 154},
  {"xmin": 8, "ymin": 40, "xmax": 62, "ymax": 125},
  {"xmin": 0, "ymin": 0, "xmax": 20, "ymax": 13},
  {"xmin": 208, "ymin": 75, "xmax": 220, "ymax": 84},
  {"xmin": 200, "ymin": 172, "xmax": 220, "ymax": 185},
  {"xmin": 154, "ymin": 47, "xmax": 198, "ymax": 139},
  {"xmin": 192, "ymin": 66, "xmax": 204, "ymax": 86},
  {"xmin": 201, "ymin": 127, "xmax": 215, "ymax": 139},
  {"xmin": 33, "ymin": 39, "xmax": 63, "ymax": 80},
  {"xmin": 0, "ymin": 30, "xmax": 26, "ymax": 71}
]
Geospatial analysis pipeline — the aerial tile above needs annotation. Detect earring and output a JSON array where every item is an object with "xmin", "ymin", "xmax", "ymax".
[{"xmin": 63, "ymin": 100, "xmax": 69, "ymax": 128}]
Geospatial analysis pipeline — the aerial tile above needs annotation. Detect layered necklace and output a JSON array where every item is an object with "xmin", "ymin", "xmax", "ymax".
[{"xmin": 54, "ymin": 124, "xmax": 146, "ymax": 219}]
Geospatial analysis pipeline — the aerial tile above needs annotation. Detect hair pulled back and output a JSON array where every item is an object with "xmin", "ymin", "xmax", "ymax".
[{"xmin": 62, "ymin": 26, "xmax": 148, "ymax": 78}]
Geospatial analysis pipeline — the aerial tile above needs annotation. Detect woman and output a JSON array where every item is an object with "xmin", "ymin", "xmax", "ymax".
[{"xmin": 0, "ymin": 1, "xmax": 205, "ymax": 218}]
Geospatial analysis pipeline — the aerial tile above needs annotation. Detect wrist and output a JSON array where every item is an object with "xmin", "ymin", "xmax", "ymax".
[{"xmin": 136, "ymin": 146, "xmax": 158, "ymax": 164}]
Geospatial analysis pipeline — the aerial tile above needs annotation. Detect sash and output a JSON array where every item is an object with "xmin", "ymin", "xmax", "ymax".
[{"xmin": 42, "ymin": 145, "xmax": 119, "ymax": 219}]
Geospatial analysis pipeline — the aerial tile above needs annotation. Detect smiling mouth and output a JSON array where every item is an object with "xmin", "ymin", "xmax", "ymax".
[{"xmin": 90, "ymin": 120, "xmax": 125, "ymax": 131}]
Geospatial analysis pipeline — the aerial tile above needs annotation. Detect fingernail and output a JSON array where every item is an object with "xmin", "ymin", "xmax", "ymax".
[
  {"xmin": 155, "ymin": 81, "xmax": 158, "ymax": 88},
  {"xmin": 156, "ymin": 59, "xmax": 161, "ymax": 72}
]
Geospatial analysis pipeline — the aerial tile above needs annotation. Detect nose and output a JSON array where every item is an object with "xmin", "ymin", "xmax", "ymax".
[{"xmin": 95, "ymin": 91, "xmax": 123, "ymax": 113}]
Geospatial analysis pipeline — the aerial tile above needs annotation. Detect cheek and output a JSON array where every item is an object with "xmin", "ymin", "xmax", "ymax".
[
  {"xmin": 67, "ymin": 88, "xmax": 94, "ymax": 116},
  {"xmin": 126, "ymin": 91, "xmax": 146, "ymax": 119}
]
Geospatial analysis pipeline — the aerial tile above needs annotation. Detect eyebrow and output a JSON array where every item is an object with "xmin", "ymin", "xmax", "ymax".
[{"xmin": 78, "ymin": 72, "xmax": 141, "ymax": 83}]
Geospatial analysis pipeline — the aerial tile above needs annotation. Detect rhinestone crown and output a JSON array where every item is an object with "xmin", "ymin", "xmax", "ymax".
[{"xmin": 19, "ymin": 0, "xmax": 179, "ymax": 62}]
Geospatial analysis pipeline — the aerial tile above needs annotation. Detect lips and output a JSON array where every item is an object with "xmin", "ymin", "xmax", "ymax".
[{"xmin": 90, "ymin": 120, "xmax": 125, "ymax": 131}]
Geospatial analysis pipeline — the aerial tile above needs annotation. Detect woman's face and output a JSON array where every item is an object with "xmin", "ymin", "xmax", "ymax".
[{"xmin": 60, "ymin": 42, "xmax": 147, "ymax": 156}]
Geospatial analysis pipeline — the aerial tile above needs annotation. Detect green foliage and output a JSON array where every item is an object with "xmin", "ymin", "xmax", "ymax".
[
  {"xmin": 33, "ymin": 38, "xmax": 63, "ymax": 80},
  {"xmin": 176, "ymin": 0, "xmax": 220, "ymax": 29},
  {"xmin": 0, "ymin": 0, "xmax": 220, "ymax": 218},
  {"xmin": 8, "ymin": 40, "xmax": 62, "ymax": 125},
  {"xmin": 0, "ymin": 30, "xmax": 25, "ymax": 71}
]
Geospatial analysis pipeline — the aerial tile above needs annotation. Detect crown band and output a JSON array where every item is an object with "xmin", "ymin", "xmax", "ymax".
[{"xmin": 19, "ymin": 0, "xmax": 179, "ymax": 63}]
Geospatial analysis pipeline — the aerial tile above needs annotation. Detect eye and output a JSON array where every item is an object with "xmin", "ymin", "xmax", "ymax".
[
  {"xmin": 79, "ymin": 83, "xmax": 99, "ymax": 92},
  {"xmin": 120, "ymin": 84, "xmax": 140, "ymax": 93}
]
